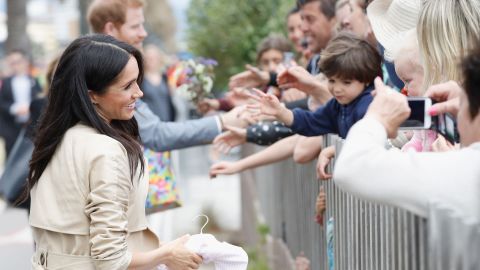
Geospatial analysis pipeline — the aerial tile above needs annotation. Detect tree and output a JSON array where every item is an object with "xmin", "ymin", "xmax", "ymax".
[
  {"xmin": 187, "ymin": 0, "xmax": 293, "ymax": 91},
  {"xmin": 6, "ymin": 0, "xmax": 30, "ymax": 54}
]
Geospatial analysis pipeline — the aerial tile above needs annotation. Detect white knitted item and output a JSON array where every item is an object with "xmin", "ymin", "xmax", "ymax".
[{"xmin": 158, "ymin": 234, "xmax": 248, "ymax": 270}]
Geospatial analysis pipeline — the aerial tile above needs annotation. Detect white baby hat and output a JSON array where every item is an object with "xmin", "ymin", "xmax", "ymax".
[{"xmin": 158, "ymin": 233, "xmax": 248, "ymax": 270}]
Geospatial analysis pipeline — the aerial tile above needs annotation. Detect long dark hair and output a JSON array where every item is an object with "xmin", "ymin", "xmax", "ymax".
[{"xmin": 19, "ymin": 34, "xmax": 145, "ymax": 203}]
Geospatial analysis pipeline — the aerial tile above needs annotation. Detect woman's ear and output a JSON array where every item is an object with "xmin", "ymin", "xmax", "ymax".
[{"xmin": 88, "ymin": 90, "xmax": 98, "ymax": 105}]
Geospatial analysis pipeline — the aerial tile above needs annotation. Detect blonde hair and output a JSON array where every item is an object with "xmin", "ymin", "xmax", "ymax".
[{"xmin": 418, "ymin": 0, "xmax": 480, "ymax": 93}]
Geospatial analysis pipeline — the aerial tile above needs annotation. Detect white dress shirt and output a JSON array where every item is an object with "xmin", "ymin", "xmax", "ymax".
[{"xmin": 10, "ymin": 75, "xmax": 32, "ymax": 123}]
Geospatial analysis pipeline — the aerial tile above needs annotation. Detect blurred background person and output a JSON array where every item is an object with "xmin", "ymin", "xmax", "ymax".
[
  {"xmin": 142, "ymin": 43, "xmax": 176, "ymax": 122},
  {"xmin": 0, "ymin": 50, "xmax": 41, "ymax": 158},
  {"xmin": 197, "ymin": 34, "xmax": 294, "ymax": 115}
]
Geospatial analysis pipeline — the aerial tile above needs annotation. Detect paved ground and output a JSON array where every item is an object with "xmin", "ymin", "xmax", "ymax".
[{"xmin": 0, "ymin": 143, "xmax": 240, "ymax": 269}]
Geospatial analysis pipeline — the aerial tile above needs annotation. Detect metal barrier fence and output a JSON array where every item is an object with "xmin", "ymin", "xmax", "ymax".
[{"xmin": 240, "ymin": 134, "xmax": 480, "ymax": 270}]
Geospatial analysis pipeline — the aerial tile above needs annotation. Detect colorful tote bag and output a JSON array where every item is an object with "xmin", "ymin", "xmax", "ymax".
[{"xmin": 144, "ymin": 149, "xmax": 181, "ymax": 214}]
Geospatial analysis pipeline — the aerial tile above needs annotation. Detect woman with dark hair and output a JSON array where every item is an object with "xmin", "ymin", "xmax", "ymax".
[{"xmin": 26, "ymin": 34, "xmax": 201, "ymax": 269}]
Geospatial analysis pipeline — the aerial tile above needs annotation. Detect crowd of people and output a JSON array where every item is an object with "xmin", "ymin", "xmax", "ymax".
[{"xmin": 0, "ymin": 0, "xmax": 479, "ymax": 269}]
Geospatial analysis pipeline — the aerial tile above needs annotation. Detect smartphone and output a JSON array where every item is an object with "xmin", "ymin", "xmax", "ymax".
[
  {"xmin": 433, "ymin": 113, "xmax": 459, "ymax": 144},
  {"xmin": 399, "ymin": 97, "xmax": 432, "ymax": 129},
  {"xmin": 283, "ymin": 52, "xmax": 295, "ymax": 68},
  {"xmin": 301, "ymin": 38, "xmax": 309, "ymax": 50}
]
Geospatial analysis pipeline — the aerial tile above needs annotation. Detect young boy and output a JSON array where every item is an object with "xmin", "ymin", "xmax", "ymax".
[{"xmin": 249, "ymin": 32, "xmax": 382, "ymax": 139}]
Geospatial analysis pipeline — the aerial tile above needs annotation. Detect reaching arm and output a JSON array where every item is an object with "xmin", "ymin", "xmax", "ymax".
[
  {"xmin": 210, "ymin": 135, "xmax": 300, "ymax": 177},
  {"xmin": 277, "ymin": 67, "xmax": 332, "ymax": 105},
  {"xmin": 135, "ymin": 100, "xmax": 219, "ymax": 151},
  {"xmin": 333, "ymin": 117, "xmax": 471, "ymax": 218},
  {"xmin": 289, "ymin": 100, "xmax": 337, "ymax": 136},
  {"xmin": 228, "ymin": 65, "xmax": 270, "ymax": 90},
  {"xmin": 334, "ymin": 79, "xmax": 480, "ymax": 219},
  {"xmin": 293, "ymin": 136, "xmax": 323, "ymax": 164},
  {"xmin": 246, "ymin": 121, "xmax": 294, "ymax": 146}
]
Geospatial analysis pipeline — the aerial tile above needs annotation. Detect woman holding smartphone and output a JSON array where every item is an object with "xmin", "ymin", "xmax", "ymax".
[{"xmin": 334, "ymin": 47, "xmax": 480, "ymax": 223}]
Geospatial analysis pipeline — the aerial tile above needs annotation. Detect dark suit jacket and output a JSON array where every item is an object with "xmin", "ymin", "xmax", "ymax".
[{"xmin": 0, "ymin": 76, "xmax": 42, "ymax": 147}]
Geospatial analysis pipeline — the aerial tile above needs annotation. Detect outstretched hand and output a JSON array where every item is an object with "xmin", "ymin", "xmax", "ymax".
[
  {"xmin": 228, "ymin": 65, "xmax": 269, "ymax": 90},
  {"xmin": 197, "ymin": 98, "xmax": 220, "ymax": 115},
  {"xmin": 213, "ymin": 125, "xmax": 247, "ymax": 154},
  {"xmin": 220, "ymin": 105, "xmax": 256, "ymax": 130},
  {"xmin": 281, "ymin": 88, "xmax": 307, "ymax": 103},
  {"xmin": 246, "ymin": 88, "xmax": 294, "ymax": 125},
  {"xmin": 316, "ymin": 145, "xmax": 335, "ymax": 180},
  {"xmin": 209, "ymin": 161, "xmax": 242, "ymax": 178},
  {"xmin": 277, "ymin": 66, "xmax": 318, "ymax": 94}
]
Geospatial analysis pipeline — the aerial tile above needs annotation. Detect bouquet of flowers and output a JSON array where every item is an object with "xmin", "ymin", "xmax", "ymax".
[{"xmin": 166, "ymin": 58, "xmax": 218, "ymax": 104}]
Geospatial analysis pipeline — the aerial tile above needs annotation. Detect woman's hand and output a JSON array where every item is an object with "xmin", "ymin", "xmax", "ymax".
[
  {"xmin": 229, "ymin": 87, "xmax": 254, "ymax": 106},
  {"xmin": 219, "ymin": 105, "xmax": 255, "ymax": 130},
  {"xmin": 228, "ymin": 65, "xmax": 269, "ymax": 90},
  {"xmin": 197, "ymin": 98, "xmax": 220, "ymax": 115},
  {"xmin": 425, "ymin": 80, "xmax": 462, "ymax": 117},
  {"xmin": 277, "ymin": 66, "xmax": 317, "ymax": 93},
  {"xmin": 161, "ymin": 235, "xmax": 202, "ymax": 270},
  {"xmin": 281, "ymin": 88, "xmax": 307, "ymax": 103},
  {"xmin": 213, "ymin": 126, "xmax": 247, "ymax": 154},
  {"xmin": 210, "ymin": 161, "xmax": 243, "ymax": 178},
  {"xmin": 316, "ymin": 145, "xmax": 335, "ymax": 180}
]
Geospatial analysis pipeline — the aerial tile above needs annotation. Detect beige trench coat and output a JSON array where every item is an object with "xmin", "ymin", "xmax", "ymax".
[{"xmin": 29, "ymin": 124, "xmax": 159, "ymax": 269}]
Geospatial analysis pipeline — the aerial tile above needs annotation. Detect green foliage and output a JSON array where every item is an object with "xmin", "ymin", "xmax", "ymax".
[
  {"xmin": 257, "ymin": 223, "xmax": 270, "ymax": 245},
  {"xmin": 247, "ymin": 248, "xmax": 270, "ymax": 270},
  {"xmin": 187, "ymin": 0, "xmax": 294, "ymax": 91},
  {"xmin": 244, "ymin": 223, "xmax": 271, "ymax": 270}
]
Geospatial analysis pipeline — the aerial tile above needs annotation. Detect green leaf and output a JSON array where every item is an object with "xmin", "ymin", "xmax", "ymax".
[{"xmin": 187, "ymin": 0, "xmax": 293, "ymax": 92}]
